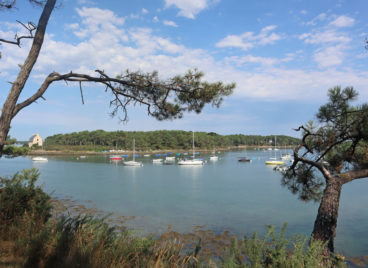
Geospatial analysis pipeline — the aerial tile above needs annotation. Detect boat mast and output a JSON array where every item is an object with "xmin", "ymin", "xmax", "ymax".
[
  {"xmin": 133, "ymin": 139, "xmax": 135, "ymax": 162},
  {"xmin": 192, "ymin": 131, "xmax": 195, "ymax": 159}
]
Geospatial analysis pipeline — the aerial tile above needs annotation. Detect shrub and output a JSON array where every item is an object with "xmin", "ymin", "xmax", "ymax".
[
  {"xmin": 221, "ymin": 223, "xmax": 347, "ymax": 268},
  {"xmin": 0, "ymin": 168, "xmax": 51, "ymax": 239}
]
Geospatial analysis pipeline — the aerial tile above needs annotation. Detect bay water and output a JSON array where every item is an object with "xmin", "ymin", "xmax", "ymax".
[{"xmin": 1, "ymin": 150, "xmax": 368, "ymax": 257}]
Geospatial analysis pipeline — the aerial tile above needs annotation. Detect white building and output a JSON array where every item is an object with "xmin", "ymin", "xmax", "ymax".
[{"xmin": 28, "ymin": 133, "xmax": 43, "ymax": 147}]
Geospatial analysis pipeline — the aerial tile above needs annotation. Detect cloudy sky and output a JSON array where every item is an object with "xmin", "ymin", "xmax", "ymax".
[{"xmin": 1, "ymin": 0, "xmax": 368, "ymax": 140}]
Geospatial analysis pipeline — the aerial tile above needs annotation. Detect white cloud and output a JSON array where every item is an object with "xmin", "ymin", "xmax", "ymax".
[
  {"xmin": 306, "ymin": 13, "xmax": 327, "ymax": 26},
  {"xmin": 299, "ymin": 14, "xmax": 355, "ymax": 68},
  {"xmin": 163, "ymin": 20, "xmax": 178, "ymax": 27},
  {"xmin": 329, "ymin": 15, "xmax": 355, "ymax": 27},
  {"xmin": 299, "ymin": 29, "xmax": 351, "ymax": 44},
  {"xmin": 1, "ymin": 6, "xmax": 368, "ymax": 107},
  {"xmin": 225, "ymin": 55, "xmax": 279, "ymax": 67},
  {"xmin": 153, "ymin": 16, "xmax": 159, "ymax": 22},
  {"xmin": 164, "ymin": 0, "xmax": 215, "ymax": 19},
  {"xmin": 300, "ymin": 10, "xmax": 307, "ymax": 15},
  {"xmin": 313, "ymin": 45, "xmax": 345, "ymax": 68},
  {"xmin": 216, "ymin": 25, "xmax": 282, "ymax": 50},
  {"xmin": 66, "ymin": 23, "xmax": 79, "ymax": 30},
  {"xmin": 142, "ymin": 8, "xmax": 148, "ymax": 14}
]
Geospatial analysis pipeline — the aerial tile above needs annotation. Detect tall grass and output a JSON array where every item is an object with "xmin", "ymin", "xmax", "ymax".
[{"xmin": 0, "ymin": 169, "xmax": 346, "ymax": 267}]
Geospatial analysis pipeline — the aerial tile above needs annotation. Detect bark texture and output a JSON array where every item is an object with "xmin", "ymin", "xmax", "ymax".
[
  {"xmin": 0, "ymin": 0, "xmax": 56, "ymax": 156},
  {"xmin": 312, "ymin": 177, "xmax": 342, "ymax": 253}
]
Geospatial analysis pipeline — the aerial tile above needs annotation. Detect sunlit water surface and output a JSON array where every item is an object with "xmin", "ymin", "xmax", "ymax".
[{"xmin": 1, "ymin": 150, "xmax": 368, "ymax": 257}]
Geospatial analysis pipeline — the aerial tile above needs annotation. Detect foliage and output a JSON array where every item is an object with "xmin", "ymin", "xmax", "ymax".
[
  {"xmin": 1, "ymin": 135, "xmax": 29, "ymax": 156},
  {"xmin": 282, "ymin": 86, "xmax": 368, "ymax": 253},
  {"xmin": 110, "ymin": 69, "xmax": 235, "ymax": 122},
  {"xmin": 0, "ymin": 169, "xmax": 51, "ymax": 238},
  {"xmin": 44, "ymin": 130, "xmax": 300, "ymax": 151},
  {"xmin": 221, "ymin": 223, "xmax": 346, "ymax": 268},
  {"xmin": 3, "ymin": 145, "xmax": 30, "ymax": 156},
  {"xmin": 283, "ymin": 86, "xmax": 368, "ymax": 202}
]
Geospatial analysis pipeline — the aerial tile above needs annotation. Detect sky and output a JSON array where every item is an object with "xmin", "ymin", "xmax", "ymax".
[{"xmin": 1, "ymin": 0, "xmax": 368, "ymax": 140}]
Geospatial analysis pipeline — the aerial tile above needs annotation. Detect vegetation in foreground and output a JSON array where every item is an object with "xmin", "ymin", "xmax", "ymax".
[{"xmin": 0, "ymin": 169, "xmax": 346, "ymax": 267}]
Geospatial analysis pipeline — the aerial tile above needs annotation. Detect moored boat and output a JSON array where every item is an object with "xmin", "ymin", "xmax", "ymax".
[
  {"xmin": 265, "ymin": 159, "xmax": 284, "ymax": 165},
  {"xmin": 238, "ymin": 157, "xmax": 251, "ymax": 162},
  {"xmin": 265, "ymin": 136, "xmax": 284, "ymax": 165},
  {"xmin": 32, "ymin": 156, "xmax": 48, "ymax": 162},
  {"xmin": 110, "ymin": 155, "xmax": 122, "ymax": 161},
  {"xmin": 123, "ymin": 139, "xmax": 142, "ymax": 166},
  {"xmin": 177, "ymin": 132, "xmax": 204, "ymax": 166}
]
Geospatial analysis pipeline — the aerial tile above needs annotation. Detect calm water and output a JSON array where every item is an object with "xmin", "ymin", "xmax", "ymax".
[{"xmin": 1, "ymin": 150, "xmax": 368, "ymax": 257}]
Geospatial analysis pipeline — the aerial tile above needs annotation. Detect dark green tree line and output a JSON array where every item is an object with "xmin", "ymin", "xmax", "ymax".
[{"xmin": 44, "ymin": 130, "xmax": 300, "ymax": 151}]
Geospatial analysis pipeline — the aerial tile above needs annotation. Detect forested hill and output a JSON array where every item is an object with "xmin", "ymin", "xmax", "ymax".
[{"xmin": 44, "ymin": 130, "xmax": 300, "ymax": 151}]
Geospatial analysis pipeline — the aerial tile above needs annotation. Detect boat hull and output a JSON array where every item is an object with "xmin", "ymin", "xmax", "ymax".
[
  {"xmin": 110, "ymin": 156, "xmax": 122, "ymax": 161},
  {"xmin": 178, "ymin": 159, "xmax": 203, "ymax": 165},
  {"xmin": 123, "ymin": 161, "xmax": 142, "ymax": 166},
  {"xmin": 32, "ymin": 157, "xmax": 48, "ymax": 162},
  {"xmin": 265, "ymin": 160, "xmax": 284, "ymax": 165}
]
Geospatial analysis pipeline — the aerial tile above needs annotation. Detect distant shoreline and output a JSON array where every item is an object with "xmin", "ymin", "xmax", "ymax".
[{"xmin": 28, "ymin": 145, "xmax": 295, "ymax": 156}]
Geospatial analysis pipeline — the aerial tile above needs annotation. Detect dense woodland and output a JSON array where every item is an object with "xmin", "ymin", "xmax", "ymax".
[{"xmin": 44, "ymin": 130, "xmax": 300, "ymax": 151}]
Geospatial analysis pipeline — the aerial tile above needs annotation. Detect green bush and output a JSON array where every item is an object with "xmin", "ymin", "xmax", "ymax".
[
  {"xmin": 2, "ymin": 145, "xmax": 30, "ymax": 156},
  {"xmin": 0, "ymin": 168, "xmax": 51, "ymax": 238},
  {"xmin": 221, "ymin": 223, "xmax": 347, "ymax": 268}
]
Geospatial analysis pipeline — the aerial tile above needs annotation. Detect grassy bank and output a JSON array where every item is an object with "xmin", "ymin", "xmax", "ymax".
[{"xmin": 0, "ymin": 169, "xmax": 347, "ymax": 267}]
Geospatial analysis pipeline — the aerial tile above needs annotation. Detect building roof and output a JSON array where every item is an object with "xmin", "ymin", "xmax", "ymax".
[{"xmin": 29, "ymin": 134, "xmax": 41, "ymax": 142}]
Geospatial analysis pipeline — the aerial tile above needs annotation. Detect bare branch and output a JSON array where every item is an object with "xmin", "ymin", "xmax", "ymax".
[{"xmin": 0, "ymin": 20, "xmax": 36, "ymax": 47}]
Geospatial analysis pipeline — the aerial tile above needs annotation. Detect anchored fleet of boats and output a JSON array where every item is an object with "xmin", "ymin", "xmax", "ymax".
[{"xmin": 30, "ymin": 134, "xmax": 293, "ymax": 169}]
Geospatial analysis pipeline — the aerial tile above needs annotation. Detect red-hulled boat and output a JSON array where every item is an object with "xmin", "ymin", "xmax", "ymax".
[{"xmin": 110, "ymin": 155, "xmax": 122, "ymax": 161}]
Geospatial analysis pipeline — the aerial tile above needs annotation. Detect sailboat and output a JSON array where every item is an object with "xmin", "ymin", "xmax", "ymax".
[
  {"xmin": 178, "ymin": 132, "xmax": 204, "ymax": 165},
  {"xmin": 209, "ymin": 148, "xmax": 218, "ymax": 161},
  {"xmin": 265, "ymin": 136, "xmax": 284, "ymax": 165},
  {"xmin": 124, "ymin": 139, "xmax": 143, "ymax": 166}
]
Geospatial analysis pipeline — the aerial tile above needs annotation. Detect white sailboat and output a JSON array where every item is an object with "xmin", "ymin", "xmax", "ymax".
[
  {"xmin": 178, "ymin": 132, "xmax": 204, "ymax": 165},
  {"xmin": 209, "ymin": 149, "xmax": 218, "ymax": 161},
  {"xmin": 124, "ymin": 139, "xmax": 142, "ymax": 166},
  {"xmin": 32, "ymin": 156, "xmax": 48, "ymax": 162},
  {"xmin": 265, "ymin": 136, "xmax": 284, "ymax": 165}
]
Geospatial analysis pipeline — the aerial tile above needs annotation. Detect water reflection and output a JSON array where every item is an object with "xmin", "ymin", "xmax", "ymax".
[{"xmin": 178, "ymin": 165, "xmax": 203, "ymax": 180}]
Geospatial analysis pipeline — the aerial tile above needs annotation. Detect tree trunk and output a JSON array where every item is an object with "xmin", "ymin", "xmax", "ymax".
[
  {"xmin": 311, "ymin": 177, "xmax": 342, "ymax": 253},
  {"xmin": 0, "ymin": 0, "xmax": 56, "ymax": 157}
]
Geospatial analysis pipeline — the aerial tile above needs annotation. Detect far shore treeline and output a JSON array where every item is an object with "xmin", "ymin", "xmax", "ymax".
[{"xmin": 44, "ymin": 130, "xmax": 300, "ymax": 151}]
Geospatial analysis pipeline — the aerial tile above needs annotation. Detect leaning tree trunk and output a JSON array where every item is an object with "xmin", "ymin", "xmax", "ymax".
[
  {"xmin": 0, "ymin": 0, "xmax": 56, "ymax": 157},
  {"xmin": 312, "ymin": 177, "xmax": 343, "ymax": 253}
]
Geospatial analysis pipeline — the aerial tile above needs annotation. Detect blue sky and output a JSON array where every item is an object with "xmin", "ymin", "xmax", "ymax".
[{"xmin": 1, "ymin": 0, "xmax": 368, "ymax": 140}]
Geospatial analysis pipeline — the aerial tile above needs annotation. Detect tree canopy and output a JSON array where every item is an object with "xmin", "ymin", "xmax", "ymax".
[
  {"xmin": 282, "ymin": 86, "xmax": 368, "ymax": 253},
  {"xmin": 43, "ymin": 130, "xmax": 300, "ymax": 151}
]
